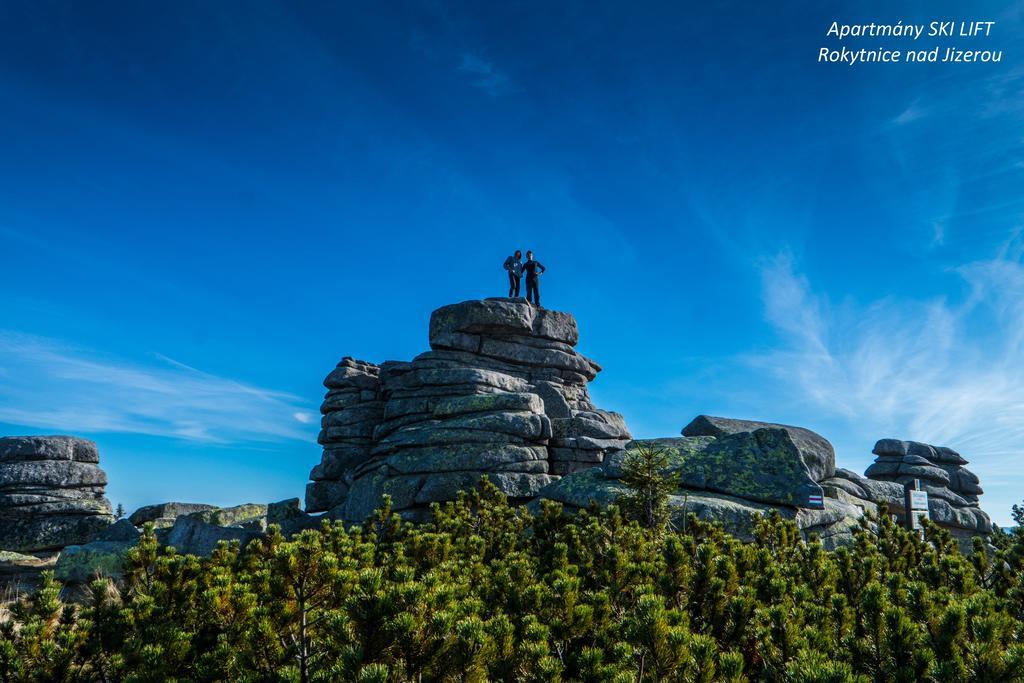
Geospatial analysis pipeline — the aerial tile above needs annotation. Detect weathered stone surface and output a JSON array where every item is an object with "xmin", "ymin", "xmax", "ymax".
[
  {"xmin": 682, "ymin": 415, "xmax": 836, "ymax": 481},
  {"xmin": 268, "ymin": 498, "xmax": 304, "ymax": 524},
  {"xmin": 314, "ymin": 301, "xmax": 628, "ymax": 517},
  {"xmin": 429, "ymin": 298, "xmax": 579, "ymax": 346},
  {"xmin": 97, "ymin": 518, "xmax": 142, "ymax": 542},
  {"xmin": 414, "ymin": 472, "xmax": 556, "ymax": 504},
  {"xmin": 384, "ymin": 445, "xmax": 548, "ymax": 474},
  {"xmin": 188, "ymin": 503, "xmax": 268, "ymax": 530},
  {"xmin": 864, "ymin": 438, "xmax": 992, "ymax": 539},
  {"xmin": 165, "ymin": 516, "xmax": 261, "ymax": 556},
  {"xmin": 684, "ymin": 417, "xmax": 835, "ymax": 481},
  {"xmin": 306, "ymin": 356, "xmax": 385, "ymax": 512},
  {"xmin": 627, "ymin": 430, "xmax": 824, "ymax": 508},
  {"xmin": 55, "ymin": 541, "xmax": 133, "ymax": 583},
  {"xmin": 0, "ymin": 436, "xmax": 100, "ymax": 463},
  {"xmin": 536, "ymin": 469, "xmax": 860, "ymax": 549},
  {"xmin": 0, "ymin": 436, "xmax": 113, "ymax": 552},
  {"xmin": 128, "ymin": 502, "xmax": 217, "ymax": 528},
  {"xmin": 305, "ymin": 480, "xmax": 350, "ymax": 513}
]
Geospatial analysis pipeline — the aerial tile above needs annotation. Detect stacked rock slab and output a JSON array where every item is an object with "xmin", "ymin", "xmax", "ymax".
[
  {"xmin": 305, "ymin": 358, "xmax": 384, "ymax": 512},
  {"xmin": 0, "ymin": 436, "xmax": 113, "ymax": 552},
  {"xmin": 865, "ymin": 439, "xmax": 991, "ymax": 540},
  {"xmin": 305, "ymin": 298, "xmax": 631, "ymax": 521}
]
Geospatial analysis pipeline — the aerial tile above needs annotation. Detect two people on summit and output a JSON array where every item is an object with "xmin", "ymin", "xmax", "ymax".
[{"xmin": 503, "ymin": 250, "xmax": 546, "ymax": 307}]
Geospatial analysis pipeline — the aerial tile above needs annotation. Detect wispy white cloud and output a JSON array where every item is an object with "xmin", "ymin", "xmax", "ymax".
[
  {"xmin": 752, "ymin": 240, "xmax": 1024, "ymax": 481},
  {"xmin": 0, "ymin": 332, "xmax": 315, "ymax": 443},
  {"xmin": 458, "ymin": 53, "xmax": 516, "ymax": 97}
]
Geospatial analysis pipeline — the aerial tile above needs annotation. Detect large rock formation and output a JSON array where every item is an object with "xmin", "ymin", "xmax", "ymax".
[
  {"xmin": 540, "ymin": 420, "xmax": 995, "ymax": 550},
  {"xmin": 604, "ymin": 431, "xmax": 824, "ymax": 508},
  {"xmin": 0, "ymin": 436, "xmax": 113, "ymax": 552},
  {"xmin": 305, "ymin": 298, "xmax": 631, "ymax": 521},
  {"xmin": 539, "ymin": 429, "xmax": 862, "ymax": 550},
  {"xmin": 683, "ymin": 415, "xmax": 836, "ymax": 482}
]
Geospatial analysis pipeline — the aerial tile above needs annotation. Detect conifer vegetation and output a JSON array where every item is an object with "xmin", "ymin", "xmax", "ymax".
[{"xmin": 2, "ymin": 479, "xmax": 1023, "ymax": 682}]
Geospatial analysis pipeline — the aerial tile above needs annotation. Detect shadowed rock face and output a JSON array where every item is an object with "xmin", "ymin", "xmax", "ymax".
[
  {"xmin": 0, "ymin": 436, "xmax": 113, "ymax": 552},
  {"xmin": 304, "ymin": 298, "xmax": 631, "ymax": 520}
]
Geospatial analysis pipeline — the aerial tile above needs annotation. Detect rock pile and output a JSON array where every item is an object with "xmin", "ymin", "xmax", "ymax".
[
  {"xmin": 0, "ymin": 436, "xmax": 113, "ymax": 552},
  {"xmin": 304, "ymin": 298, "xmax": 631, "ymax": 521},
  {"xmin": 868, "ymin": 440, "xmax": 990, "ymax": 538}
]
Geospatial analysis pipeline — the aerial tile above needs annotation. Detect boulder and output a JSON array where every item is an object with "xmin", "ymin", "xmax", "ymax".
[
  {"xmin": 625, "ymin": 430, "xmax": 824, "ymax": 508},
  {"xmin": 165, "ymin": 516, "xmax": 262, "ymax": 556},
  {"xmin": 0, "ymin": 550, "xmax": 55, "ymax": 591},
  {"xmin": 55, "ymin": 541, "xmax": 133, "ymax": 583},
  {"xmin": 187, "ymin": 503, "xmax": 268, "ymax": 530},
  {"xmin": 0, "ymin": 436, "xmax": 113, "ymax": 552},
  {"xmin": 128, "ymin": 502, "xmax": 217, "ymax": 528},
  {"xmin": 97, "ymin": 518, "xmax": 142, "ymax": 542},
  {"xmin": 682, "ymin": 415, "xmax": 836, "ymax": 481}
]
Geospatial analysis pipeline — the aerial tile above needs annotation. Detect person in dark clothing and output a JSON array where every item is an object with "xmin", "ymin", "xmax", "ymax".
[
  {"xmin": 522, "ymin": 250, "xmax": 546, "ymax": 307},
  {"xmin": 503, "ymin": 250, "xmax": 523, "ymax": 297}
]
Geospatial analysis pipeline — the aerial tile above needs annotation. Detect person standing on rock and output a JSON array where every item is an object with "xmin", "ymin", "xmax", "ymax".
[
  {"xmin": 522, "ymin": 250, "xmax": 546, "ymax": 307},
  {"xmin": 503, "ymin": 250, "xmax": 523, "ymax": 298}
]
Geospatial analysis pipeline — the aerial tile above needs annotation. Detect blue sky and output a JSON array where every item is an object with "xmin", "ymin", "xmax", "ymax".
[{"xmin": 1, "ymin": 1, "xmax": 1022, "ymax": 524}]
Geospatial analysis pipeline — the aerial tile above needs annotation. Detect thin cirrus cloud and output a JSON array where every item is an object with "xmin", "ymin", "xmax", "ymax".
[
  {"xmin": 458, "ymin": 53, "xmax": 517, "ymax": 97},
  {"xmin": 752, "ymin": 239, "xmax": 1024, "ymax": 476},
  {"xmin": 0, "ymin": 332, "xmax": 315, "ymax": 443}
]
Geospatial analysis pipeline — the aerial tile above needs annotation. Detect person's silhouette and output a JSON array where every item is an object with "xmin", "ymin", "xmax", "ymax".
[
  {"xmin": 503, "ymin": 250, "xmax": 523, "ymax": 297},
  {"xmin": 522, "ymin": 250, "xmax": 546, "ymax": 307}
]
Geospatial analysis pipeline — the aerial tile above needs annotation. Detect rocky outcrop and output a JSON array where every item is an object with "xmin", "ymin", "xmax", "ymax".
[
  {"xmin": 539, "ymin": 431, "xmax": 863, "ymax": 550},
  {"xmin": 865, "ymin": 440, "xmax": 990, "ymax": 540},
  {"xmin": 682, "ymin": 415, "xmax": 836, "ymax": 482},
  {"xmin": 128, "ymin": 502, "xmax": 218, "ymax": 529},
  {"xmin": 604, "ymin": 432, "xmax": 824, "ymax": 508},
  {"xmin": 53, "ymin": 498, "xmax": 320, "ymax": 583},
  {"xmin": 0, "ymin": 436, "xmax": 113, "ymax": 552},
  {"xmin": 305, "ymin": 298, "xmax": 631, "ymax": 522},
  {"xmin": 539, "ymin": 420, "xmax": 994, "ymax": 550},
  {"xmin": 306, "ymin": 358, "xmax": 384, "ymax": 513}
]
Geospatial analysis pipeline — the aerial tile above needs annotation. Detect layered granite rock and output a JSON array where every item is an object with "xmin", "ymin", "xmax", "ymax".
[
  {"xmin": 305, "ymin": 298, "xmax": 631, "ymax": 521},
  {"xmin": 821, "ymin": 439, "xmax": 991, "ymax": 544},
  {"xmin": 306, "ymin": 358, "xmax": 384, "ymax": 512},
  {"xmin": 0, "ymin": 436, "xmax": 114, "ymax": 552}
]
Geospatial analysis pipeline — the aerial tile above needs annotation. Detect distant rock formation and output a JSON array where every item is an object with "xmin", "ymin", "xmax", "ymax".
[
  {"xmin": 305, "ymin": 298, "xmax": 631, "ymax": 521},
  {"xmin": 0, "ymin": 436, "xmax": 113, "ymax": 552},
  {"xmin": 54, "ymin": 497, "xmax": 314, "ymax": 583},
  {"xmin": 821, "ymin": 439, "xmax": 991, "ymax": 547}
]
